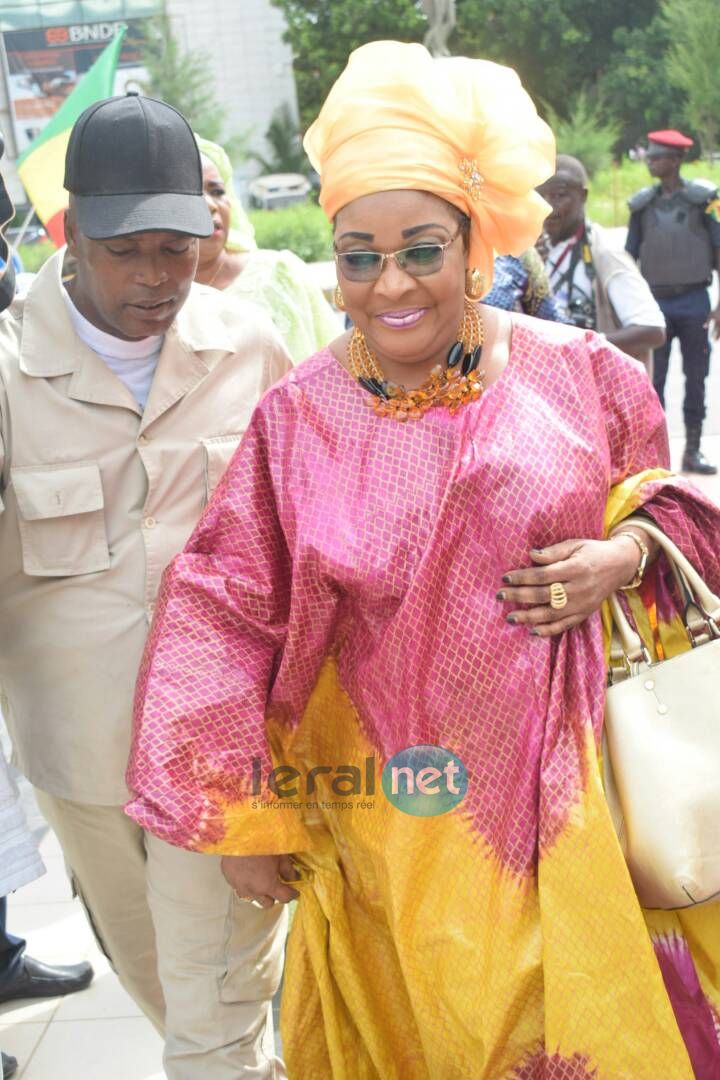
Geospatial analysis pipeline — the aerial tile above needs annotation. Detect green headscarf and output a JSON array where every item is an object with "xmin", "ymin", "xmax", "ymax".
[{"xmin": 195, "ymin": 135, "xmax": 257, "ymax": 254}]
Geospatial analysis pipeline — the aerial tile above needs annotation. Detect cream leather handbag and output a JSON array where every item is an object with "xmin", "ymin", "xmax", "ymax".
[{"xmin": 603, "ymin": 516, "xmax": 720, "ymax": 910}]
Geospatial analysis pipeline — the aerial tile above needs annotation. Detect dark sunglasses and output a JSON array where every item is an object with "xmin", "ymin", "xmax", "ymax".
[{"xmin": 335, "ymin": 225, "xmax": 462, "ymax": 283}]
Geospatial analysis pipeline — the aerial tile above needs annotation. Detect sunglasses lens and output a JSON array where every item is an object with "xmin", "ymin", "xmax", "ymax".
[
  {"xmin": 396, "ymin": 244, "xmax": 444, "ymax": 275},
  {"xmin": 337, "ymin": 251, "xmax": 383, "ymax": 281},
  {"xmin": 337, "ymin": 240, "xmax": 448, "ymax": 281}
]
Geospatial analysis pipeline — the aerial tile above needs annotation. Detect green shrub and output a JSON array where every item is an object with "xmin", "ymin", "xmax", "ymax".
[
  {"xmin": 17, "ymin": 240, "xmax": 56, "ymax": 274},
  {"xmin": 248, "ymin": 203, "xmax": 333, "ymax": 263},
  {"xmin": 249, "ymin": 104, "xmax": 310, "ymax": 176},
  {"xmin": 546, "ymin": 92, "xmax": 620, "ymax": 178}
]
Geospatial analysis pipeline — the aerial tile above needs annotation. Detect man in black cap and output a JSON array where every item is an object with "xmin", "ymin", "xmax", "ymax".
[
  {"xmin": 627, "ymin": 129, "xmax": 720, "ymax": 474},
  {"xmin": 0, "ymin": 95, "xmax": 292, "ymax": 1078}
]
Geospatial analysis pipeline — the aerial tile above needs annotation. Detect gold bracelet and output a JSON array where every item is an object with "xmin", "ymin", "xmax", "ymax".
[{"xmin": 611, "ymin": 530, "xmax": 649, "ymax": 590}]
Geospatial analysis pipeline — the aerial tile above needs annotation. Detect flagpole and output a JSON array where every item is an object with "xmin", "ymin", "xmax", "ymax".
[{"xmin": 9, "ymin": 204, "xmax": 35, "ymax": 251}]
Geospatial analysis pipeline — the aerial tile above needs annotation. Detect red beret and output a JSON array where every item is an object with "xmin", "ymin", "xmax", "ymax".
[{"xmin": 647, "ymin": 129, "xmax": 694, "ymax": 150}]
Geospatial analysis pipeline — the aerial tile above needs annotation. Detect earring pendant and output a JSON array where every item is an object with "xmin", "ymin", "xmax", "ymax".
[{"xmin": 465, "ymin": 268, "xmax": 485, "ymax": 301}]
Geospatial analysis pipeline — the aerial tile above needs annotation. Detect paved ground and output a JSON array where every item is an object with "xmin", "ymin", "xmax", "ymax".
[
  {"xmin": 664, "ymin": 329, "xmax": 720, "ymax": 504},
  {"xmin": 1, "ymin": 824, "xmax": 164, "ymax": 1080},
  {"xmin": 0, "ymin": 791, "xmax": 283, "ymax": 1078},
  {"xmin": 1, "ymin": 329, "xmax": 719, "ymax": 1078}
]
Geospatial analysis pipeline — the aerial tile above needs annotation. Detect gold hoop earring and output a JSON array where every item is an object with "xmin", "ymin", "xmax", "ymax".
[
  {"xmin": 334, "ymin": 285, "xmax": 346, "ymax": 311},
  {"xmin": 464, "ymin": 268, "xmax": 485, "ymax": 301}
]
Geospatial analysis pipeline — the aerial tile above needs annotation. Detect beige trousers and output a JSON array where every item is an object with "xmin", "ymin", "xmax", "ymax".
[{"xmin": 35, "ymin": 790, "xmax": 288, "ymax": 1080}]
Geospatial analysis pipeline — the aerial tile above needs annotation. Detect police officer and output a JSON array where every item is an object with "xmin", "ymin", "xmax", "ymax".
[{"xmin": 626, "ymin": 129, "xmax": 720, "ymax": 475}]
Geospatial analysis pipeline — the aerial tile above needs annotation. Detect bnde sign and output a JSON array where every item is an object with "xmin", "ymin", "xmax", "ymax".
[
  {"xmin": 69, "ymin": 22, "xmax": 125, "ymax": 43},
  {"xmin": 45, "ymin": 23, "xmax": 125, "ymax": 47},
  {"xmin": 382, "ymin": 745, "xmax": 468, "ymax": 817}
]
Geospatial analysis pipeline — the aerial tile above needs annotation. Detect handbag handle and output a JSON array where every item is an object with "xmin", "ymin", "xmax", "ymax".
[{"xmin": 608, "ymin": 516, "xmax": 720, "ymax": 667}]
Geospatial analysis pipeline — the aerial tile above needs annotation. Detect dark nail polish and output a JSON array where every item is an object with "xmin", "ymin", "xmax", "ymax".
[
  {"xmin": 506, "ymin": 614, "xmax": 517, "ymax": 624},
  {"xmin": 495, "ymin": 591, "xmax": 505, "ymax": 601},
  {"xmin": 530, "ymin": 629, "xmax": 540, "ymax": 636},
  {"xmin": 501, "ymin": 574, "xmax": 512, "ymax": 584},
  {"xmin": 531, "ymin": 548, "xmax": 544, "ymax": 554}
]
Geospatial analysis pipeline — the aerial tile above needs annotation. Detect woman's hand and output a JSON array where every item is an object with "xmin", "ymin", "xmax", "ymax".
[
  {"xmin": 496, "ymin": 533, "xmax": 654, "ymax": 637},
  {"xmin": 221, "ymin": 853, "xmax": 300, "ymax": 908}
]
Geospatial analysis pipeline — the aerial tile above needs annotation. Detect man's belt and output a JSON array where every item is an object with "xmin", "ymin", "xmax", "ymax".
[{"xmin": 650, "ymin": 281, "xmax": 710, "ymax": 299}]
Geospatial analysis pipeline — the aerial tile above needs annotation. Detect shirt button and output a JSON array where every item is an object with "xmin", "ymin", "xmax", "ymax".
[
  {"xmin": 138, "ymin": 434, "xmax": 149, "ymax": 445},
  {"xmin": 144, "ymin": 516, "xmax": 157, "ymax": 529}
]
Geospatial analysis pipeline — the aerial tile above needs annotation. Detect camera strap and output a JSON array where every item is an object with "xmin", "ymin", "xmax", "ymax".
[{"xmin": 553, "ymin": 224, "xmax": 596, "ymax": 328}]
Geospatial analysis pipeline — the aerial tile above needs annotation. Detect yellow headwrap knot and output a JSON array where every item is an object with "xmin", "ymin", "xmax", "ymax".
[{"xmin": 304, "ymin": 41, "xmax": 555, "ymax": 295}]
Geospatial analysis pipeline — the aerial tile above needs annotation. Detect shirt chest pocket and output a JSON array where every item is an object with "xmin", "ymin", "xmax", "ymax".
[
  {"xmin": 10, "ymin": 461, "xmax": 111, "ymax": 578},
  {"xmin": 202, "ymin": 434, "xmax": 243, "ymax": 504}
]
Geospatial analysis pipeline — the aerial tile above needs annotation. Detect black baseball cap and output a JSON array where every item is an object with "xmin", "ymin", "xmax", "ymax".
[{"xmin": 64, "ymin": 93, "xmax": 213, "ymax": 239}]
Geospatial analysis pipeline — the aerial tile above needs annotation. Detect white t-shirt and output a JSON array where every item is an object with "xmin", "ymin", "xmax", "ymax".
[
  {"xmin": 62, "ymin": 288, "xmax": 163, "ymax": 408},
  {"xmin": 547, "ymin": 236, "xmax": 665, "ymax": 329}
]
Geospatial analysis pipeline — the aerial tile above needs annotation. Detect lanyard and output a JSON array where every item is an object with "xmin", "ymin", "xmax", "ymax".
[{"xmin": 548, "ymin": 224, "xmax": 584, "ymax": 278}]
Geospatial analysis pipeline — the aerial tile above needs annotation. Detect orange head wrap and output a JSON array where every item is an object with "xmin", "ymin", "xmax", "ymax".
[{"xmin": 304, "ymin": 41, "xmax": 555, "ymax": 295}]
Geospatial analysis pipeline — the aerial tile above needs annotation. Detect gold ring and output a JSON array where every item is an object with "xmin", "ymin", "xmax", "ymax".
[
  {"xmin": 549, "ymin": 582, "xmax": 568, "ymax": 610},
  {"xmin": 236, "ymin": 894, "xmax": 275, "ymax": 908}
]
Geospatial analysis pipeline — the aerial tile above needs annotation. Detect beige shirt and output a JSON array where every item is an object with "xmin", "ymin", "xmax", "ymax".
[
  {"xmin": 0, "ymin": 251, "xmax": 292, "ymax": 804},
  {"xmin": 590, "ymin": 223, "xmax": 664, "ymax": 370}
]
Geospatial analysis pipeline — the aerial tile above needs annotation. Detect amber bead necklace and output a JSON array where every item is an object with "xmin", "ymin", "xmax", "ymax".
[{"xmin": 347, "ymin": 299, "xmax": 485, "ymax": 421}]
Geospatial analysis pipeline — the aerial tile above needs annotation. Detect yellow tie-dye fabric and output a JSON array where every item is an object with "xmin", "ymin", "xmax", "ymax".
[{"xmin": 279, "ymin": 656, "xmax": 696, "ymax": 1078}]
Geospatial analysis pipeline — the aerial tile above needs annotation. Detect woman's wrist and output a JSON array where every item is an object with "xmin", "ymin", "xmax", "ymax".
[
  {"xmin": 607, "ymin": 526, "xmax": 658, "ymax": 589},
  {"xmin": 607, "ymin": 533, "xmax": 645, "ymax": 589}
]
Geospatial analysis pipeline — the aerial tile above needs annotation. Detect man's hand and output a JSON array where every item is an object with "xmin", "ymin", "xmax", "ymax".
[
  {"xmin": 496, "ymin": 534, "xmax": 653, "ymax": 637},
  {"xmin": 706, "ymin": 305, "xmax": 720, "ymax": 340},
  {"xmin": 221, "ymin": 853, "xmax": 300, "ymax": 908}
]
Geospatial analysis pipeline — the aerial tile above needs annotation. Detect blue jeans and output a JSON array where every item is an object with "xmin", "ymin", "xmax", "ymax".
[
  {"xmin": 653, "ymin": 286, "xmax": 711, "ymax": 427},
  {"xmin": 0, "ymin": 897, "xmax": 26, "ymax": 983}
]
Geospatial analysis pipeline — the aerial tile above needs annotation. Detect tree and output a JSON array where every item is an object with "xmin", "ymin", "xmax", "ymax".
[
  {"xmin": 545, "ymin": 92, "xmax": 620, "ymax": 176},
  {"xmin": 662, "ymin": 0, "xmax": 720, "ymax": 158},
  {"xmin": 270, "ymin": 0, "xmax": 426, "ymax": 131},
  {"xmin": 249, "ymin": 104, "xmax": 309, "ymax": 175},
  {"xmin": 452, "ymin": 0, "xmax": 660, "ymax": 119},
  {"xmin": 139, "ymin": 17, "xmax": 248, "ymax": 158},
  {"xmin": 597, "ymin": 17, "xmax": 688, "ymax": 154},
  {"xmin": 271, "ymin": 0, "xmax": 683, "ymax": 157}
]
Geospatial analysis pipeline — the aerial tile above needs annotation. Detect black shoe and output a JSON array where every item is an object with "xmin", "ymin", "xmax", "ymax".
[
  {"xmin": 682, "ymin": 447, "xmax": 718, "ymax": 475},
  {"xmin": 0, "ymin": 955, "xmax": 94, "ymax": 1004},
  {"xmin": 682, "ymin": 426, "xmax": 718, "ymax": 475},
  {"xmin": 2, "ymin": 1050, "xmax": 18, "ymax": 1078}
]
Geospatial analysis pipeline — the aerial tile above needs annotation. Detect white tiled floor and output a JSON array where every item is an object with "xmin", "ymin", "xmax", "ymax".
[
  {"xmin": 1, "ymin": 828, "xmax": 164, "ymax": 1079},
  {"xmin": 11, "ymin": 1018, "xmax": 163, "ymax": 1080}
]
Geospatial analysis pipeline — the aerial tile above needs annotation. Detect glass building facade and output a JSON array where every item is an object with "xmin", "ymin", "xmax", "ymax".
[{"xmin": 1, "ymin": 0, "xmax": 161, "ymax": 33}]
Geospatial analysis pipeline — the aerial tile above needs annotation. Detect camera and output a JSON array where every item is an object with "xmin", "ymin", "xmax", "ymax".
[{"xmin": 567, "ymin": 295, "xmax": 596, "ymax": 330}]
